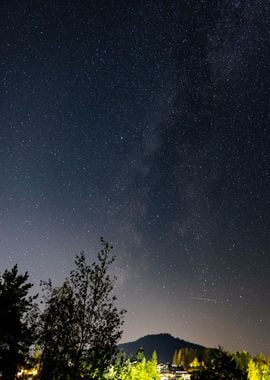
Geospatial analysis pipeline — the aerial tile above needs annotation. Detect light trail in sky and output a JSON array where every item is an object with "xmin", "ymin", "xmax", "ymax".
[{"xmin": 189, "ymin": 297, "xmax": 217, "ymax": 304}]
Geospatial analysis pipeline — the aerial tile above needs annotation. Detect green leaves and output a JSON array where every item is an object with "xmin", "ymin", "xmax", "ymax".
[{"xmin": 129, "ymin": 351, "xmax": 160, "ymax": 380}]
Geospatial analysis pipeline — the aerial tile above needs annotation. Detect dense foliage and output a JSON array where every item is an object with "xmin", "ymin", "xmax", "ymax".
[
  {"xmin": 105, "ymin": 351, "xmax": 159, "ymax": 380},
  {"xmin": 187, "ymin": 349, "xmax": 270, "ymax": 380},
  {"xmin": 0, "ymin": 265, "xmax": 38, "ymax": 380},
  {"xmin": 172, "ymin": 347, "xmax": 212, "ymax": 369},
  {"xmin": 38, "ymin": 238, "xmax": 125, "ymax": 380},
  {"xmin": 0, "ymin": 244, "xmax": 269, "ymax": 380},
  {"xmin": 247, "ymin": 354, "xmax": 270, "ymax": 380},
  {"xmin": 192, "ymin": 347, "xmax": 247, "ymax": 379}
]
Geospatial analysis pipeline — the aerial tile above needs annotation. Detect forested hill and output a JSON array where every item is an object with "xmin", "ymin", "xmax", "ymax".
[{"xmin": 118, "ymin": 333, "xmax": 205, "ymax": 363}]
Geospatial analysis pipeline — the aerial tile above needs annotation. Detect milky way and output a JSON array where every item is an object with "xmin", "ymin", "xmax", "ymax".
[{"xmin": 1, "ymin": 1, "xmax": 269, "ymax": 356}]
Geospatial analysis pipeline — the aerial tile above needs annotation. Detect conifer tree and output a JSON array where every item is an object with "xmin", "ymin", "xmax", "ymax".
[{"xmin": 0, "ymin": 265, "xmax": 38, "ymax": 380}]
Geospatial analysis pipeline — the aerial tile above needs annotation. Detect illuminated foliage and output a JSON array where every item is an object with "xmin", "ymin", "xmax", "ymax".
[
  {"xmin": 189, "ymin": 357, "xmax": 202, "ymax": 370},
  {"xmin": 248, "ymin": 355, "xmax": 270, "ymax": 380},
  {"xmin": 105, "ymin": 352, "xmax": 131, "ymax": 380},
  {"xmin": 233, "ymin": 351, "xmax": 251, "ymax": 377},
  {"xmin": 130, "ymin": 351, "xmax": 159, "ymax": 380},
  {"xmin": 248, "ymin": 359, "xmax": 261, "ymax": 380},
  {"xmin": 172, "ymin": 347, "xmax": 212, "ymax": 369},
  {"xmin": 193, "ymin": 347, "xmax": 246, "ymax": 380},
  {"xmin": 103, "ymin": 351, "xmax": 159, "ymax": 380}
]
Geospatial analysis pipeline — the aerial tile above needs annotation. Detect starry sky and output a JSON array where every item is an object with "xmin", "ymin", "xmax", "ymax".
[{"xmin": 1, "ymin": 0, "xmax": 270, "ymax": 356}]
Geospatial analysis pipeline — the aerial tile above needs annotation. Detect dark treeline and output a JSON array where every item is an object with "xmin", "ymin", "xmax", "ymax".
[
  {"xmin": 0, "ymin": 238, "xmax": 269, "ymax": 380},
  {"xmin": 0, "ymin": 238, "xmax": 125, "ymax": 380},
  {"xmin": 171, "ymin": 346, "xmax": 270, "ymax": 379}
]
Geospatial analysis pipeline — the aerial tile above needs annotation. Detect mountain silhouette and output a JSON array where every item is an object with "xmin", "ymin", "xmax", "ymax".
[{"xmin": 118, "ymin": 333, "xmax": 205, "ymax": 362}]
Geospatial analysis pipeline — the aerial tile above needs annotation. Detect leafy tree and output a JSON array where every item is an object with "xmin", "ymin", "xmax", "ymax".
[
  {"xmin": 189, "ymin": 356, "xmax": 203, "ymax": 371},
  {"xmin": 38, "ymin": 238, "xmax": 125, "ymax": 380},
  {"xmin": 233, "ymin": 351, "xmax": 251, "ymax": 378},
  {"xmin": 130, "ymin": 351, "xmax": 159, "ymax": 380},
  {"xmin": 201, "ymin": 347, "xmax": 213, "ymax": 367},
  {"xmin": 248, "ymin": 359, "xmax": 261, "ymax": 380},
  {"xmin": 0, "ymin": 265, "xmax": 38, "ymax": 380},
  {"xmin": 172, "ymin": 347, "xmax": 204, "ymax": 369},
  {"xmin": 193, "ymin": 347, "xmax": 247, "ymax": 380},
  {"xmin": 248, "ymin": 354, "xmax": 270, "ymax": 380},
  {"xmin": 135, "ymin": 347, "xmax": 145, "ymax": 362},
  {"xmin": 38, "ymin": 280, "xmax": 77, "ymax": 379},
  {"xmin": 105, "ymin": 352, "xmax": 131, "ymax": 380},
  {"xmin": 172, "ymin": 349, "xmax": 180, "ymax": 365},
  {"xmin": 145, "ymin": 351, "xmax": 159, "ymax": 380}
]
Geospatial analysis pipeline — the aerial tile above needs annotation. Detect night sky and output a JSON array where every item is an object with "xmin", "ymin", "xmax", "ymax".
[{"xmin": 1, "ymin": 1, "xmax": 270, "ymax": 356}]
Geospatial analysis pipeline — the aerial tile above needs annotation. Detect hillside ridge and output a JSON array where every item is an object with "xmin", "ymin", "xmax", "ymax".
[{"xmin": 118, "ymin": 333, "xmax": 205, "ymax": 363}]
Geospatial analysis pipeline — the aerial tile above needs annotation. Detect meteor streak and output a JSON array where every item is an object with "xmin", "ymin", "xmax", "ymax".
[{"xmin": 189, "ymin": 297, "xmax": 217, "ymax": 304}]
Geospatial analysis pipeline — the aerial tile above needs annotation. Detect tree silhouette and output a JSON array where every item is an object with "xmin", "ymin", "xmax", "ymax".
[
  {"xmin": 193, "ymin": 347, "xmax": 246, "ymax": 380},
  {"xmin": 38, "ymin": 238, "xmax": 125, "ymax": 379},
  {"xmin": 0, "ymin": 265, "xmax": 38, "ymax": 380}
]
